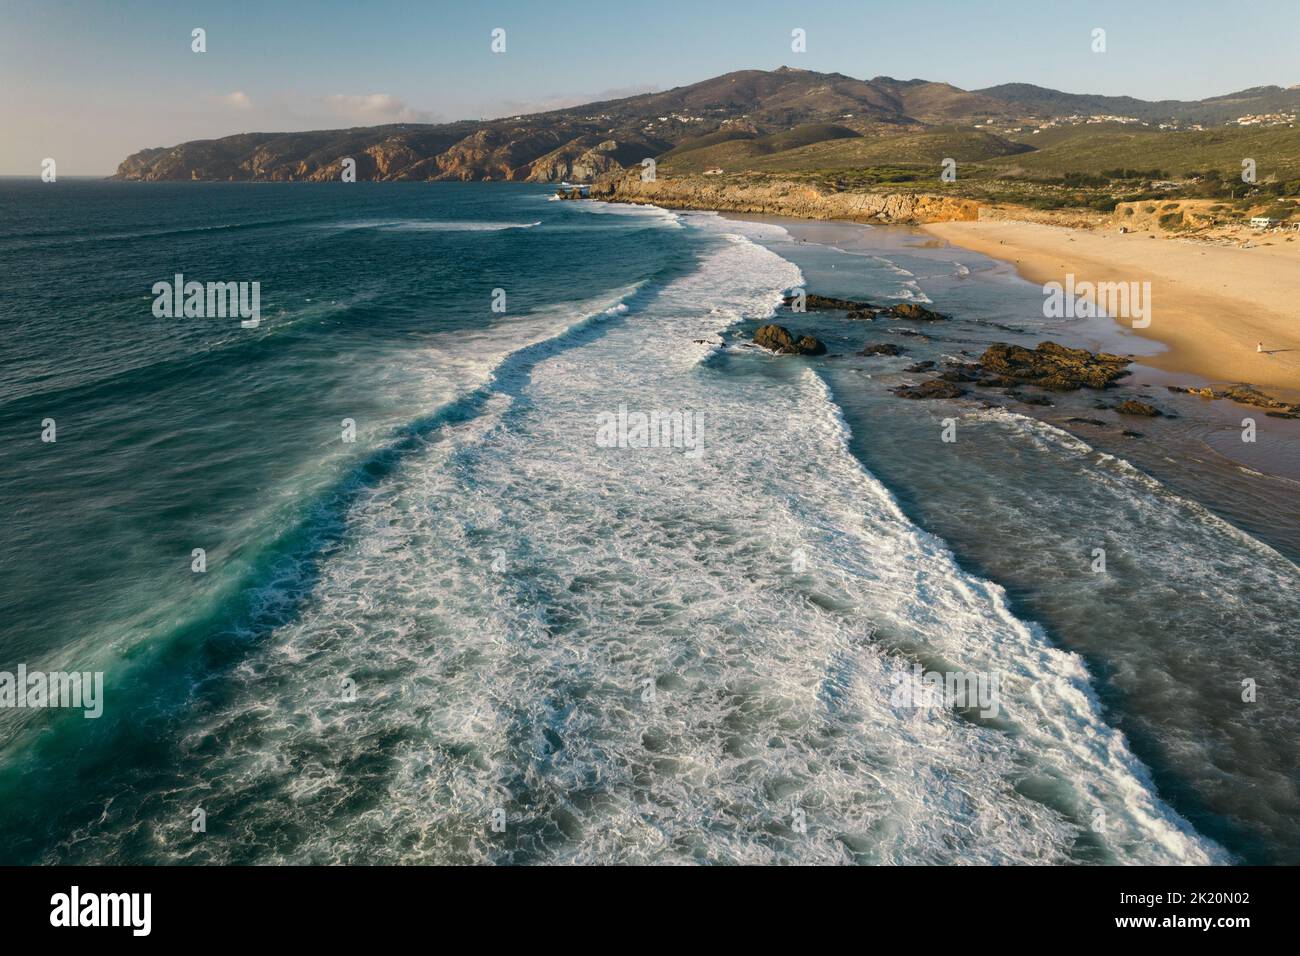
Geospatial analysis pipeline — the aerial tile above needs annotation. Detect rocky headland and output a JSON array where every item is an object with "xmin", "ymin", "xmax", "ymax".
[{"xmin": 585, "ymin": 171, "xmax": 980, "ymax": 225}]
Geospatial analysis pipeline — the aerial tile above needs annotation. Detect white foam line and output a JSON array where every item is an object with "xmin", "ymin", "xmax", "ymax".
[
  {"xmin": 686, "ymin": 215, "xmax": 1228, "ymax": 863},
  {"xmin": 104, "ymin": 210, "xmax": 1228, "ymax": 865},
  {"xmin": 972, "ymin": 405, "xmax": 1299, "ymax": 571}
]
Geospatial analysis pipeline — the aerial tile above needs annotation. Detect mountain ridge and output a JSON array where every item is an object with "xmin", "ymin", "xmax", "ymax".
[{"xmin": 112, "ymin": 68, "xmax": 1300, "ymax": 183}]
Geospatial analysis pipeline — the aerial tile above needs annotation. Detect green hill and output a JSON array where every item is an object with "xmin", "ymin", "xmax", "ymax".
[
  {"xmin": 991, "ymin": 125, "xmax": 1300, "ymax": 179},
  {"xmin": 663, "ymin": 128, "xmax": 1031, "ymax": 175},
  {"xmin": 662, "ymin": 123, "xmax": 862, "ymax": 172}
]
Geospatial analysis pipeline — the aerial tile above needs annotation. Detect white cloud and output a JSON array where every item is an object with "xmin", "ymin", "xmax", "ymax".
[
  {"xmin": 217, "ymin": 91, "xmax": 253, "ymax": 110},
  {"xmin": 491, "ymin": 84, "xmax": 661, "ymax": 117},
  {"xmin": 324, "ymin": 93, "xmax": 433, "ymax": 124}
]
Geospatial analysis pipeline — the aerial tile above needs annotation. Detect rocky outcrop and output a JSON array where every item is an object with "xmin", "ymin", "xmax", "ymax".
[
  {"xmin": 939, "ymin": 365, "xmax": 984, "ymax": 383},
  {"xmin": 115, "ymin": 125, "xmax": 478, "ymax": 182},
  {"xmin": 862, "ymin": 342, "xmax": 905, "ymax": 356},
  {"xmin": 974, "ymin": 342, "xmax": 1131, "ymax": 391},
  {"xmin": 522, "ymin": 135, "xmax": 669, "ymax": 183},
  {"xmin": 591, "ymin": 172, "xmax": 981, "ymax": 224},
  {"xmin": 887, "ymin": 303, "xmax": 948, "ymax": 321},
  {"xmin": 114, "ymin": 121, "xmax": 671, "ymax": 183},
  {"xmin": 1115, "ymin": 399, "xmax": 1162, "ymax": 416},
  {"xmin": 1005, "ymin": 390, "xmax": 1053, "ymax": 406},
  {"xmin": 778, "ymin": 293, "xmax": 950, "ymax": 322},
  {"xmin": 430, "ymin": 125, "xmax": 581, "ymax": 181},
  {"xmin": 1167, "ymin": 384, "xmax": 1300, "ymax": 419},
  {"xmin": 892, "ymin": 380, "xmax": 967, "ymax": 399},
  {"xmin": 754, "ymin": 324, "xmax": 826, "ymax": 355},
  {"xmin": 785, "ymin": 293, "xmax": 877, "ymax": 312}
]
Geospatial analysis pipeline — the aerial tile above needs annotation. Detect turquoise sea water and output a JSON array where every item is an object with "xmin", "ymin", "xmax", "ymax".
[{"xmin": 0, "ymin": 181, "xmax": 1295, "ymax": 863}]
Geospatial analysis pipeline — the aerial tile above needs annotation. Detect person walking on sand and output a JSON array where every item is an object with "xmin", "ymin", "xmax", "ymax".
[{"xmin": 1258, "ymin": 341, "xmax": 1265, "ymax": 353}]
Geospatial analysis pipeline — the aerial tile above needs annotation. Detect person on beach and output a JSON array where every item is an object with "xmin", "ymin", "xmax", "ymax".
[{"xmin": 1258, "ymin": 342, "xmax": 1264, "ymax": 353}]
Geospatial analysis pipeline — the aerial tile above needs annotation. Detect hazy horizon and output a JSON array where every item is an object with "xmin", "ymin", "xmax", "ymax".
[{"xmin": 3, "ymin": 0, "xmax": 1299, "ymax": 175}]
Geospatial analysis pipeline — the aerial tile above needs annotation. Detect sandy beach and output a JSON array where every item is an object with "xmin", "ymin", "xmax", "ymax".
[{"xmin": 924, "ymin": 220, "xmax": 1300, "ymax": 402}]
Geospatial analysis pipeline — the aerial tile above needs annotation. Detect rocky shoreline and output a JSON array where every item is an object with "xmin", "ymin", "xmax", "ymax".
[
  {"xmin": 580, "ymin": 172, "xmax": 980, "ymax": 225},
  {"xmin": 750, "ymin": 291, "xmax": 1299, "ymax": 424},
  {"xmin": 1167, "ymin": 384, "xmax": 1300, "ymax": 419}
]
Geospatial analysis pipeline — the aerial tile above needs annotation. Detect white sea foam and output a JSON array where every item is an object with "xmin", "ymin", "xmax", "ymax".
[
  {"xmin": 322, "ymin": 219, "xmax": 542, "ymax": 232},
  {"xmin": 870, "ymin": 254, "xmax": 916, "ymax": 278},
  {"xmin": 886, "ymin": 281, "xmax": 934, "ymax": 304},
  {"xmin": 96, "ymin": 209, "xmax": 1229, "ymax": 865},
  {"xmin": 975, "ymin": 405, "xmax": 1299, "ymax": 569},
  {"xmin": 578, "ymin": 201, "xmax": 685, "ymax": 228}
]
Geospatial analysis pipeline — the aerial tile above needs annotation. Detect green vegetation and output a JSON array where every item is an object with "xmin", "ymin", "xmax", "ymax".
[
  {"xmin": 661, "ymin": 123, "xmax": 860, "ymax": 173},
  {"xmin": 991, "ymin": 125, "xmax": 1300, "ymax": 179},
  {"xmin": 1260, "ymin": 202, "xmax": 1298, "ymax": 220},
  {"xmin": 662, "ymin": 127, "xmax": 1031, "ymax": 176},
  {"xmin": 656, "ymin": 121, "xmax": 1300, "ymax": 224}
]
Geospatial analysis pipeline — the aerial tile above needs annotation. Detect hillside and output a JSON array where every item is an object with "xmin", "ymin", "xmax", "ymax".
[
  {"xmin": 661, "ymin": 128, "xmax": 1033, "ymax": 176},
  {"xmin": 977, "ymin": 82, "xmax": 1300, "ymax": 125},
  {"xmin": 115, "ymin": 66, "xmax": 965, "ymax": 182},
  {"xmin": 113, "ymin": 66, "xmax": 1300, "ymax": 183},
  {"xmin": 991, "ymin": 124, "xmax": 1300, "ymax": 179}
]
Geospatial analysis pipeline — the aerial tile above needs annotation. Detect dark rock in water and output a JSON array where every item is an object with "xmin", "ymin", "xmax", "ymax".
[
  {"xmin": 845, "ymin": 310, "xmax": 874, "ymax": 320},
  {"xmin": 794, "ymin": 335, "xmax": 827, "ymax": 356},
  {"xmin": 754, "ymin": 323, "xmax": 826, "ymax": 356},
  {"xmin": 754, "ymin": 324, "xmax": 794, "ymax": 351},
  {"xmin": 862, "ymin": 342, "xmax": 905, "ymax": 356},
  {"xmin": 1168, "ymin": 383, "xmax": 1300, "ymax": 418},
  {"xmin": 1065, "ymin": 417, "xmax": 1107, "ymax": 427},
  {"xmin": 892, "ymin": 328, "xmax": 930, "ymax": 339},
  {"xmin": 904, "ymin": 360, "xmax": 936, "ymax": 373},
  {"xmin": 1122, "ymin": 430, "xmax": 1143, "ymax": 438},
  {"xmin": 1006, "ymin": 391, "xmax": 1053, "ymax": 406},
  {"xmin": 887, "ymin": 303, "xmax": 948, "ymax": 321},
  {"xmin": 892, "ymin": 379, "xmax": 966, "ymax": 400},
  {"xmin": 1115, "ymin": 399, "xmax": 1161, "ymax": 416},
  {"xmin": 977, "ymin": 341, "xmax": 1131, "ymax": 391},
  {"xmin": 940, "ymin": 362, "xmax": 983, "ymax": 383},
  {"xmin": 785, "ymin": 293, "xmax": 877, "ymax": 313}
]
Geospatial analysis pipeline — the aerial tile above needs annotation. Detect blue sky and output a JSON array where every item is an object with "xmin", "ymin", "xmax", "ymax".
[{"xmin": 3, "ymin": 0, "xmax": 1298, "ymax": 174}]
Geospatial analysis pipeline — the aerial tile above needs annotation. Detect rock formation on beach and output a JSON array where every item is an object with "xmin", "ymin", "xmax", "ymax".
[
  {"xmin": 1114, "ymin": 399, "xmax": 1163, "ymax": 416},
  {"xmin": 887, "ymin": 341, "xmax": 1134, "ymax": 402},
  {"xmin": 1167, "ymin": 384, "xmax": 1300, "ymax": 419},
  {"xmin": 973, "ymin": 342, "xmax": 1132, "ymax": 391}
]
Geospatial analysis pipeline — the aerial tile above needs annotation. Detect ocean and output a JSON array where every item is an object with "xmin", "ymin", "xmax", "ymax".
[{"xmin": 0, "ymin": 180, "xmax": 1296, "ymax": 864}]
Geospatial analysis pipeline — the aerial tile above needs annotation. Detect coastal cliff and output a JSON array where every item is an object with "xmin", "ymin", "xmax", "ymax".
[{"xmin": 585, "ymin": 172, "xmax": 980, "ymax": 224}]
